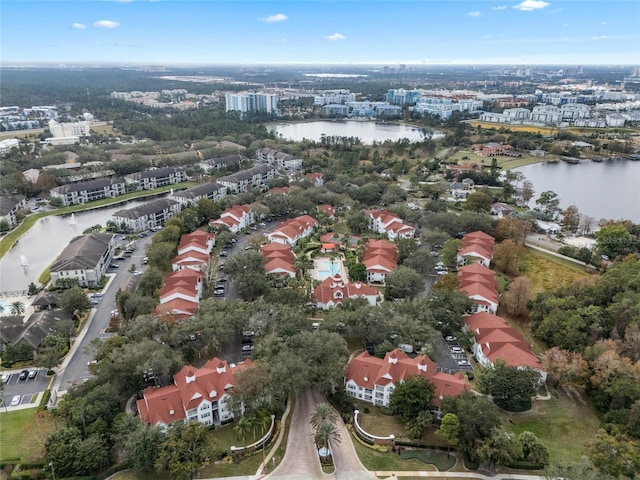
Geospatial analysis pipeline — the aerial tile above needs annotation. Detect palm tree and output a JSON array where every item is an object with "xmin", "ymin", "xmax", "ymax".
[
  {"xmin": 234, "ymin": 415, "xmax": 255, "ymax": 447},
  {"xmin": 10, "ymin": 301, "xmax": 25, "ymax": 315},
  {"xmin": 313, "ymin": 420, "xmax": 341, "ymax": 452},
  {"xmin": 310, "ymin": 403, "xmax": 337, "ymax": 430}
]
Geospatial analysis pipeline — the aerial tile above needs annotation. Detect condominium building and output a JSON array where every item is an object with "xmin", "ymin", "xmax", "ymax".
[
  {"xmin": 48, "ymin": 119, "xmax": 90, "ymax": 138},
  {"xmin": 225, "ymin": 92, "xmax": 278, "ymax": 115},
  {"xmin": 50, "ymin": 178, "xmax": 126, "ymax": 206}
]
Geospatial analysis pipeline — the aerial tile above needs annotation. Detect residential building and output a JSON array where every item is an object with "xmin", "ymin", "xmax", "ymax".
[
  {"xmin": 503, "ymin": 108, "xmax": 530, "ymax": 121},
  {"xmin": 313, "ymin": 275, "xmax": 379, "ymax": 309},
  {"xmin": 345, "ymin": 349, "xmax": 470, "ymax": 409},
  {"xmin": 0, "ymin": 138, "xmax": 20, "ymax": 156},
  {"xmin": 472, "ymin": 142, "xmax": 516, "ymax": 157},
  {"xmin": 322, "ymin": 104, "xmax": 349, "ymax": 117},
  {"xmin": 218, "ymin": 165, "xmax": 277, "ymax": 194},
  {"xmin": 606, "ymin": 113, "xmax": 626, "ymax": 127},
  {"xmin": 305, "ymin": 173, "xmax": 324, "ymax": 187},
  {"xmin": 50, "ymin": 178, "xmax": 126, "ymax": 206},
  {"xmin": 172, "ymin": 182, "xmax": 227, "ymax": 207},
  {"xmin": 209, "ymin": 204, "xmax": 255, "ymax": 234},
  {"xmin": 199, "ymin": 155, "xmax": 243, "ymax": 174},
  {"xmin": 260, "ymin": 243, "xmax": 296, "ymax": 278},
  {"xmin": 363, "ymin": 239, "xmax": 398, "ymax": 284},
  {"xmin": 157, "ymin": 269, "xmax": 203, "ymax": 321},
  {"xmin": 457, "ymin": 263, "xmax": 499, "ymax": 314},
  {"xmin": 255, "ymin": 148, "xmax": 302, "ymax": 172},
  {"xmin": 225, "ymin": 92, "xmax": 278, "ymax": 115},
  {"xmin": 137, "ymin": 357, "xmax": 254, "ymax": 431},
  {"xmin": 0, "ymin": 194, "xmax": 25, "ymax": 227},
  {"xmin": 267, "ymin": 215, "xmax": 318, "ymax": 246},
  {"xmin": 530, "ymin": 105, "xmax": 562, "ymax": 124},
  {"xmin": 490, "ymin": 202, "xmax": 517, "ymax": 219},
  {"xmin": 464, "ymin": 312, "xmax": 546, "ymax": 382},
  {"xmin": 0, "ymin": 309, "xmax": 73, "ymax": 357},
  {"xmin": 457, "ymin": 231, "xmax": 495, "ymax": 267},
  {"xmin": 386, "ymin": 89, "xmax": 422, "ymax": 105},
  {"xmin": 112, "ymin": 198, "xmax": 180, "ymax": 232},
  {"xmin": 48, "ymin": 119, "xmax": 90, "ymax": 138},
  {"xmin": 49, "ymin": 233, "xmax": 115, "ymax": 287},
  {"xmin": 313, "ymin": 90, "xmax": 356, "ymax": 106},
  {"xmin": 177, "ymin": 231, "xmax": 215, "ymax": 256},
  {"xmin": 125, "ymin": 167, "xmax": 187, "ymax": 190},
  {"xmin": 317, "ymin": 204, "xmax": 336, "ymax": 219},
  {"xmin": 366, "ymin": 209, "xmax": 415, "ymax": 239}
]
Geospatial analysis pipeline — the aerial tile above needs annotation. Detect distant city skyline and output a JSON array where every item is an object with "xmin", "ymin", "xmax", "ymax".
[{"xmin": 2, "ymin": 1, "xmax": 640, "ymax": 66}]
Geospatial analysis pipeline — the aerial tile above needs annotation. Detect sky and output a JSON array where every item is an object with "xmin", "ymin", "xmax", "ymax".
[{"xmin": 2, "ymin": 0, "xmax": 640, "ymax": 66}]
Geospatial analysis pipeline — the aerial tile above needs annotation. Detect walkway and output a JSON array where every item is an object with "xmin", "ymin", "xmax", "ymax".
[
  {"xmin": 524, "ymin": 235, "xmax": 595, "ymax": 270},
  {"xmin": 375, "ymin": 472, "xmax": 546, "ymax": 480}
]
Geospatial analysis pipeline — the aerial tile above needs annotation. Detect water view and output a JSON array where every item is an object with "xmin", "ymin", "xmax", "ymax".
[
  {"xmin": 0, "ymin": 197, "xmax": 166, "ymax": 292},
  {"xmin": 515, "ymin": 159, "xmax": 640, "ymax": 223},
  {"xmin": 268, "ymin": 120, "xmax": 443, "ymax": 145}
]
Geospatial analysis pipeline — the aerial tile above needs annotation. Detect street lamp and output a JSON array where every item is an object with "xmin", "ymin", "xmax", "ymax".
[{"xmin": 49, "ymin": 462, "xmax": 56, "ymax": 480}]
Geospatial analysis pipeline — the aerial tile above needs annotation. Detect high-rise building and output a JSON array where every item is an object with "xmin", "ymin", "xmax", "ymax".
[{"xmin": 225, "ymin": 92, "xmax": 278, "ymax": 115}]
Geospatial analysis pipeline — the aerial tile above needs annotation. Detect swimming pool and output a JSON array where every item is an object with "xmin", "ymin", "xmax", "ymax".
[{"xmin": 316, "ymin": 259, "xmax": 342, "ymax": 280}]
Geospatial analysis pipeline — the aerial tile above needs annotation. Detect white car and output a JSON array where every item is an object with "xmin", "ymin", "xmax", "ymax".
[
  {"xmin": 10, "ymin": 395, "xmax": 21, "ymax": 407},
  {"xmin": 1, "ymin": 374, "xmax": 10, "ymax": 384},
  {"xmin": 450, "ymin": 346, "xmax": 464, "ymax": 354}
]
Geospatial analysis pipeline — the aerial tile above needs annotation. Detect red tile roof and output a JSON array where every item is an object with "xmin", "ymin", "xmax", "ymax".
[
  {"xmin": 345, "ymin": 349, "xmax": 469, "ymax": 406},
  {"xmin": 317, "ymin": 204, "xmax": 336, "ymax": 217},
  {"xmin": 313, "ymin": 275, "xmax": 378, "ymax": 306},
  {"xmin": 137, "ymin": 358, "xmax": 254, "ymax": 427}
]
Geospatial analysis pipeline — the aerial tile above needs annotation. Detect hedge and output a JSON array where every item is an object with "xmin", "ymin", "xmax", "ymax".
[
  {"xmin": 39, "ymin": 390, "xmax": 51, "ymax": 410},
  {"xmin": 507, "ymin": 460, "xmax": 545, "ymax": 470}
]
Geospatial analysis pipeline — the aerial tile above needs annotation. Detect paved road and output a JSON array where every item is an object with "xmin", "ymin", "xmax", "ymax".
[
  {"xmin": 267, "ymin": 390, "xmax": 324, "ymax": 480},
  {"xmin": 52, "ymin": 234, "xmax": 153, "ymax": 397}
]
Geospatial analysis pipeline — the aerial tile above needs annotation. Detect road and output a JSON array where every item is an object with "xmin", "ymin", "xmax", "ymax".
[{"xmin": 52, "ymin": 234, "xmax": 153, "ymax": 397}]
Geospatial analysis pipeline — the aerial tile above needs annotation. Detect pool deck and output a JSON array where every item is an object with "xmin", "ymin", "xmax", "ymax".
[{"xmin": 310, "ymin": 256, "xmax": 349, "ymax": 282}]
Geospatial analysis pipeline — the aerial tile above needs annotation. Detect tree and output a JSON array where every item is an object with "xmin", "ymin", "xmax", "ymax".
[
  {"xmin": 136, "ymin": 268, "xmax": 164, "ymax": 297},
  {"xmin": 464, "ymin": 191, "xmax": 493, "ymax": 213},
  {"xmin": 473, "ymin": 428, "xmax": 519, "ymax": 473},
  {"xmin": 540, "ymin": 347, "xmax": 589, "ymax": 390},
  {"xmin": 115, "ymin": 415, "xmax": 163, "ymax": 472},
  {"xmin": 440, "ymin": 239, "xmax": 462, "ymax": 267},
  {"xmin": 310, "ymin": 403, "xmax": 338, "ymax": 430},
  {"xmin": 501, "ymin": 276, "xmax": 532, "ymax": 318},
  {"xmin": 45, "ymin": 427, "xmax": 83, "ymax": 478},
  {"xmin": 520, "ymin": 180, "xmax": 535, "ymax": 205},
  {"xmin": 10, "ymin": 301, "xmax": 25, "ymax": 315},
  {"xmin": 519, "ymin": 431, "xmax": 549, "ymax": 465},
  {"xmin": 440, "ymin": 392, "xmax": 501, "ymax": 454},
  {"xmin": 535, "ymin": 191, "xmax": 560, "ymax": 219},
  {"xmin": 595, "ymin": 223, "xmax": 637, "ymax": 259},
  {"xmin": 59, "ymin": 286, "xmax": 92, "ymax": 316},
  {"xmin": 384, "ymin": 266, "xmax": 424, "ymax": 300},
  {"xmin": 403, "ymin": 250, "xmax": 436, "ymax": 274},
  {"xmin": 346, "ymin": 211, "xmax": 368, "ymax": 234},
  {"xmin": 155, "ymin": 422, "xmax": 211, "ymax": 480},
  {"xmin": 544, "ymin": 459, "xmax": 613, "ymax": 480},
  {"xmin": 147, "ymin": 241, "xmax": 178, "ymax": 272},
  {"xmin": 561, "ymin": 205, "xmax": 581, "ymax": 233},
  {"xmin": 435, "ymin": 413, "xmax": 460, "ymax": 456},
  {"xmin": 313, "ymin": 419, "xmax": 341, "ymax": 452},
  {"xmin": 234, "ymin": 415, "xmax": 256, "ymax": 446},
  {"xmin": 477, "ymin": 360, "xmax": 540, "ymax": 412},
  {"xmin": 495, "ymin": 217, "xmax": 531, "ymax": 245},
  {"xmin": 493, "ymin": 239, "xmax": 526, "ymax": 276},
  {"xmin": 586, "ymin": 429, "xmax": 640, "ymax": 479},
  {"xmin": 389, "ymin": 375, "xmax": 435, "ymax": 424}
]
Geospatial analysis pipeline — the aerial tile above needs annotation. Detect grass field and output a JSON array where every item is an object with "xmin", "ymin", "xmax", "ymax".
[
  {"xmin": 469, "ymin": 121, "xmax": 559, "ymax": 135},
  {"xmin": 503, "ymin": 392, "xmax": 601, "ymax": 464},
  {"xmin": 109, "ymin": 471, "xmax": 171, "ymax": 480},
  {"xmin": 352, "ymin": 438, "xmax": 434, "ymax": 472},
  {"xmin": 0, "ymin": 409, "xmax": 58, "ymax": 461},
  {"xmin": 447, "ymin": 149, "xmax": 548, "ymax": 169},
  {"xmin": 522, "ymin": 248, "xmax": 595, "ymax": 295}
]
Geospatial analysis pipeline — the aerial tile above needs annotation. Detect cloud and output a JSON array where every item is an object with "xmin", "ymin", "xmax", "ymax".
[
  {"xmin": 261, "ymin": 13, "xmax": 288, "ymax": 23},
  {"xmin": 71, "ymin": 22, "xmax": 86, "ymax": 30},
  {"xmin": 93, "ymin": 20, "xmax": 121, "ymax": 28},
  {"xmin": 468, "ymin": 11, "xmax": 481, "ymax": 16},
  {"xmin": 326, "ymin": 33, "xmax": 346, "ymax": 41},
  {"xmin": 491, "ymin": 5, "xmax": 508, "ymax": 10},
  {"xmin": 513, "ymin": 0, "xmax": 550, "ymax": 11}
]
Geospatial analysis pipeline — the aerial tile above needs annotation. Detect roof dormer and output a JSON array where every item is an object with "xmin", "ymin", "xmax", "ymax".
[
  {"xmin": 418, "ymin": 358, "xmax": 428, "ymax": 372},
  {"xmin": 216, "ymin": 362, "xmax": 226, "ymax": 374}
]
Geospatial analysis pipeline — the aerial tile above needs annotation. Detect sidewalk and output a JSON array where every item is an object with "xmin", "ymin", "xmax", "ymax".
[{"xmin": 375, "ymin": 472, "xmax": 546, "ymax": 479}]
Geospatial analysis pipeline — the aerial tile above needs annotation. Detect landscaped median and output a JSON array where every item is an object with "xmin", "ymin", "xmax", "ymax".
[{"xmin": 0, "ymin": 181, "xmax": 197, "ymax": 259}]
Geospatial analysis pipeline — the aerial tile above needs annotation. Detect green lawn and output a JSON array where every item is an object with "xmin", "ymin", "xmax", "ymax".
[
  {"xmin": 502, "ymin": 393, "xmax": 601, "ymax": 464},
  {"xmin": 199, "ymin": 451, "xmax": 264, "ymax": 478},
  {"xmin": 399, "ymin": 449, "xmax": 456, "ymax": 471},
  {"xmin": 0, "ymin": 408, "xmax": 58, "ymax": 461},
  {"xmin": 352, "ymin": 439, "xmax": 434, "ymax": 471},
  {"xmin": 522, "ymin": 249, "xmax": 594, "ymax": 295},
  {"xmin": 108, "ymin": 471, "xmax": 171, "ymax": 480}
]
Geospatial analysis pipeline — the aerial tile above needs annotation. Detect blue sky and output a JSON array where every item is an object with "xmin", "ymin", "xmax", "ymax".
[{"xmin": 2, "ymin": 1, "xmax": 639, "ymax": 65}]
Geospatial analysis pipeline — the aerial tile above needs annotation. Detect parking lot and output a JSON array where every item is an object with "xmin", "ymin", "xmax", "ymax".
[
  {"xmin": 433, "ymin": 335, "xmax": 474, "ymax": 375},
  {"xmin": 1, "ymin": 368, "xmax": 49, "ymax": 408}
]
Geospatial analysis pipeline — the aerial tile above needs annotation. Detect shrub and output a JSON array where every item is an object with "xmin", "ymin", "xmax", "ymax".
[{"xmin": 362, "ymin": 406, "xmax": 370, "ymax": 414}]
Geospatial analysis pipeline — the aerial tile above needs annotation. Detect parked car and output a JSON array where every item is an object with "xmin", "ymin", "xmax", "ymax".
[
  {"xmin": 220, "ymin": 251, "xmax": 229, "ymax": 257},
  {"xmin": 28, "ymin": 370, "xmax": 38, "ymax": 380},
  {"xmin": 398, "ymin": 343, "xmax": 414, "ymax": 354},
  {"xmin": 457, "ymin": 359, "xmax": 471, "ymax": 366},
  {"xmin": 1, "ymin": 374, "xmax": 10, "ymax": 384},
  {"xmin": 445, "ymin": 335, "xmax": 457, "ymax": 342},
  {"xmin": 18, "ymin": 370, "xmax": 29, "ymax": 381},
  {"xmin": 241, "ymin": 344, "xmax": 254, "ymax": 352},
  {"xmin": 214, "ymin": 288, "xmax": 225, "ymax": 296},
  {"xmin": 10, "ymin": 395, "xmax": 21, "ymax": 407},
  {"xmin": 450, "ymin": 346, "xmax": 464, "ymax": 354},
  {"xmin": 109, "ymin": 263, "xmax": 120, "ymax": 269},
  {"xmin": 142, "ymin": 256, "xmax": 149, "ymax": 264}
]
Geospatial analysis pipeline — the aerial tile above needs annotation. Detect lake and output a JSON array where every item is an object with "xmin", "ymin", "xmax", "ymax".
[
  {"xmin": 515, "ymin": 159, "xmax": 640, "ymax": 223},
  {"xmin": 268, "ymin": 120, "xmax": 443, "ymax": 144},
  {"xmin": 0, "ymin": 197, "xmax": 165, "ymax": 292}
]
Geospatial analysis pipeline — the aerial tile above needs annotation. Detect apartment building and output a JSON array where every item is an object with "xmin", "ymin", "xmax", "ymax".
[
  {"xmin": 217, "ymin": 164, "xmax": 277, "ymax": 194},
  {"xmin": 50, "ymin": 178, "xmax": 126, "ymax": 206},
  {"xmin": 125, "ymin": 167, "xmax": 187, "ymax": 190},
  {"xmin": 172, "ymin": 182, "xmax": 227, "ymax": 207},
  {"xmin": 49, "ymin": 233, "xmax": 115, "ymax": 287},
  {"xmin": 112, "ymin": 198, "xmax": 181, "ymax": 232}
]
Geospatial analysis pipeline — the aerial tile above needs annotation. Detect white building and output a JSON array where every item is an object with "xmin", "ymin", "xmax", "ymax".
[
  {"xmin": 48, "ymin": 119, "xmax": 90, "ymax": 138},
  {"xmin": 49, "ymin": 233, "xmax": 115, "ymax": 287}
]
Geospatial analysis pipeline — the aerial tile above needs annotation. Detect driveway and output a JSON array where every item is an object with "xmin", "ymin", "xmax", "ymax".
[{"xmin": 266, "ymin": 390, "xmax": 375, "ymax": 480}]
